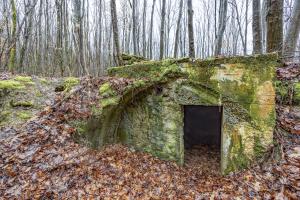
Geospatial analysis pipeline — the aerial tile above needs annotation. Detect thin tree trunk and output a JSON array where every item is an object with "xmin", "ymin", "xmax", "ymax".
[
  {"xmin": 19, "ymin": 0, "xmax": 34, "ymax": 72},
  {"xmin": 45, "ymin": 0, "xmax": 50, "ymax": 73},
  {"xmin": 187, "ymin": 0, "xmax": 195, "ymax": 58},
  {"xmin": 174, "ymin": 0, "xmax": 183, "ymax": 58},
  {"xmin": 98, "ymin": 0, "xmax": 103, "ymax": 74},
  {"xmin": 8, "ymin": 0, "xmax": 17, "ymax": 73},
  {"xmin": 132, "ymin": 0, "xmax": 137, "ymax": 55},
  {"xmin": 232, "ymin": 0, "xmax": 246, "ymax": 55},
  {"xmin": 252, "ymin": 0, "xmax": 262, "ymax": 54},
  {"xmin": 149, "ymin": 0, "xmax": 156, "ymax": 59},
  {"xmin": 214, "ymin": 0, "xmax": 217, "ymax": 41},
  {"xmin": 36, "ymin": 0, "xmax": 43, "ymax": 73},
  {"xmin": 55, "ymin": 0, "xmax": 63, "ymax": 76},
  {"xmin": 142, "ymin": 0, "xmax": 147, "ymax": 57},
  {"xmin": 244, "ymin": 0, "xmax": 249, "ymax": 55},
  {"xmin": 159, "ymin": 0, "xmax": 166, "ymax": 60},
  {"xmin": 111, "ymin": 0, "xmax": 123, "ymax": 66},
  {"xmin": 72, "ymin": 0, "xmax": 88, "ymax": 75},
  {"xmin": 214, "ymin": 0, "xmax": 228, "ymax": 56},
  {"xmin": 261, "ymin": 0, "xmax": 267, "ymax": 52}
]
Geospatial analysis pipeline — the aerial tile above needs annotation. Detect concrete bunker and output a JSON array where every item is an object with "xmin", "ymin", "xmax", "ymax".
[{"xmin": 74, "ymin": 54, "xmax": 278, "ymax": 174}]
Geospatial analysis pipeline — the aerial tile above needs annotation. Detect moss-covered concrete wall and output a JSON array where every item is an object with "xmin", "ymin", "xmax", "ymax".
[
  {"xmin": 75, "ymin": 54, "xmax": 278, "ymax": 174},
  {"xmin": 118, "ymin": 82, "xmax": 184, "ymax": 164}
]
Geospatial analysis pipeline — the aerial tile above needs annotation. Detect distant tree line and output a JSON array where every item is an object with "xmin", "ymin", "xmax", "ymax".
[{"xmin": 0, "ymin": 0, "xmax": 299, "ymax": 76}]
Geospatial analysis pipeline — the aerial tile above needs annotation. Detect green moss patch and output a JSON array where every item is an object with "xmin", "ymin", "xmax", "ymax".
[
  {"xmin": 0, "ymin": 75, "xmax": 59, "ymax": 128},
  {"xmin": 10, "ymin": 100, "xmax": 34, "ymax": 107},
  {"xmin": 0, "ymin": 80, "xmax": 25, "ymax": 90},
  {"xmin": 293, "ymin": 82, "xmax": 300, "ymax": 105},
  {"xmin": 274, "ymin": 81, "xmax": 300, "ymax": 105},
  {"xmin": 39, "ymin": 78, "xmax": 49, "ymax": 85},
  {"xmin": 108, "ymin": 58, "xmax": 189, "ymax": 79},
  {"xmin": 63, "ymin": 77, "xmax": 80, "ymax": 91},
  {"xmin": 54, "ymin": 77, "xmax": 80, "ymax": 92},
  {"xmin": 99, "ymin": 82, "xmax": 117, "ymax": 97},
  {"xmin": 122, "ymin": 53, "xmax": 147, "ymax": 65},
  {"xmin": 16, "ymin": 111, "xmax": 32, "ymax": 120},
  {"xmin": 14, "ymin": 75, "xmax": 32, "ymax": 82}
]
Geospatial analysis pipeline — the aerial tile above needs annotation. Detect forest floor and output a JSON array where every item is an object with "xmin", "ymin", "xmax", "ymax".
[{"xmin": 0, "ymin": 65, "xmax": 300, "ymax": 199}]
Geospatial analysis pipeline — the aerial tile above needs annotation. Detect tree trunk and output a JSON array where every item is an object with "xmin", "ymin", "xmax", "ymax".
[
  {"xmin": 187, "ymin": 0, "xmax": 195, "ymax": 58},
  {"xmin": 266, "ymin": 0, "xmax": 283, "ymax": 54},
  {"xmin": 111, "ymin": 0, "xmax": 123, "ymax": 66},
  {"xmin": 142, "ymin": 0, "xmax": 147, "ymax": 57},
  {"xmin": 19, "ymin": 0, "xmax": 34, "ymax": 72},
  {"xmin": 72, "ymin": 0, "xmax": 88, "ymax": 75},
  {"xmin": 232, "ymin": 0, "xmax": 246, "ymax": 55},
  {"xmin": 283, "ymin": 0, "xmax": 300, "ymax": 60},
  {"xmin": 8, "ymin": 0, "xmax": 17, "ymax": 73},
  {"xmin": 252, "ymin": 0, "xmax": 262, "ymax": 54},
  {"xmin": 261, "ymin": 0, "xmax": 267, "ymax": 52},
  {"xmin": 244, "ymin": 0, "xmax": 249, "ymax": 55},
  {"xmin": 159, "ymin": 0, "xmax": 166, "ymax": 60},
  {"xmin": 214, "ymin": 0, "xmax": 228, "ymax": 56},
  {"xmin": 36, "ymin": 0, "xmax": 43, "ymax": 73},
  {"xmin": 55, "ymin": 0, "xmax": 64, "ymax": 76},
  {"xmin": 132, "ymin": 0, "xmax": 137, "ymax": 55},
  {"xmin": 149, "ymin": 0, "xmax": 156, "ymax": 59},
  {"xmin": 174, "ymin": 0, "xmax": 183, "ymax": 58}
]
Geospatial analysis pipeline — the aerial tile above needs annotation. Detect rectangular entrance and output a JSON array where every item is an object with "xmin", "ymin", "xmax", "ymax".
[{"xmin": 183, "ymin": 105, "xmax": 222, "ymax": 175}]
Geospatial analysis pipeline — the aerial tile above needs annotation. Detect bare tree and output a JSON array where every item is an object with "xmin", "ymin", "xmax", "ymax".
[
  {"xmin": 252, "ymin": 0, "xmax": 262, "ymax": 54},
  {"xmin": 244, "ymin": 0, "xmax": 249, "ymax": 54},
  {"xmin": 111, "ymin": 0, "xmax": 123, "ymax": 66},
  {"xmin": 159, "ymin": 0, "xmax": 166, "ymax": 60},
  {"xmin": 173, "ymin": 0, "xmax": 184, "ymax": 58},
  {"xmin": 55, "ymin": 0, "xmax": 63, "ymax": 75},
  {"xmin": 149, "ymin": 0, "xmax": 156, "ymax": 59},
  {"xmin": 261, "ymin": 0, "xmax": 268, "ymax": 52},
  {"xmin": 142, "ymin": 0, "xmax": 147, "ymax": 57},
  {"xmin": 132, "ymin": 0, "xmax": 137, "ymax": 55},
  {"xmin": 214, "ymin": 0, "xmax": 228, "ymax": 56},
  {"xmin": 19, "ymin": 0, "xmax": 35, "ymax": 72},
  {"xmin": 283, "ymin": 0, "xmax": 300, "ymax": 60},
  {"xmin": 231, "ymin": 0, "xmax": 247, "ymax": 55},
  {"xmin": 72, "ymin": 0, "xmax": 88, "ymax": 75},
  {"xmin": 1, "ymin": 0, "xmax": 298, "ymax": 76},
  {"xmin": 266, "ymin": 0, "xmax": 283, "ymax": 53},
  {"xmin": 187, "ymin": 0, "xmax": 195, "ymax": 58},
  {"xmin": 8, "ymin": 0, "xmax": 17, "ymax": 73}
]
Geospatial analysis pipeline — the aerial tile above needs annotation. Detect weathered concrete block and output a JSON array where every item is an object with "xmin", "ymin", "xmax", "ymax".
[{"xmin": 76, "ymin": 54, "xmax": 278, "ymax": 174}]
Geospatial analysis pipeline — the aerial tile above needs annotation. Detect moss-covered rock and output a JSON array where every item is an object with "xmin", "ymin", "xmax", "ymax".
[
  {"xmin": 121, "ymin": 53, "xmax": 147, "ymax": 65},
  {"xmin": 293, "ymin": 82, "xmax": 300, "ymax": 105},
  {"xmin": 108, "ymin": 58, "xmax": 189, "ymax": 79},
  {"xmin": 16, "ymin": 111, "xmax": 32, "ymax": 120},
  {"xmin": 54, "ymin": 77, "xmax": 80, "ymax": 92},
  {"xmin": 99, "ymin": 82, "xmax": 117, "ymax": 97},
  {"xmin": 10, "ymin": 100, "xmax": 34, "ymax": 107},
  {"xmin": 14, "ymin": 76, "xmax": 34, "ymax": 84},
  {"xmin": 0, "ymin": 80, "xmax": 25, "ymax": 90},
  {"xmin": 0, "ymin": 75, "xmax": 60, "ymax": 128}
]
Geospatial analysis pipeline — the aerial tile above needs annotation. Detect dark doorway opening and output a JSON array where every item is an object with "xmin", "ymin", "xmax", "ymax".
[{"xmin": 184, "ymin": 105, "xmax": 222, "ymax": 176}]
